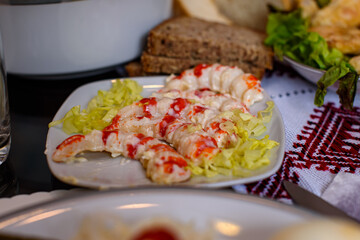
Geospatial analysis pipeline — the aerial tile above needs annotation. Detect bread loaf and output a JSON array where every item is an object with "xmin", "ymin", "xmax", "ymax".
[
  {"xmin": 126, "ymin": 17, "xmax": 273, "ymax": 78},
  {"xmin": 145, "ymin": 17, "xmax": 273, "ymax": 70}
]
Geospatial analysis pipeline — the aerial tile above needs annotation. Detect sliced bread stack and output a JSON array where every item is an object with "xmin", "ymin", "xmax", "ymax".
[{"xmin": 128, "ymin": 17, "xmax": 273, "ymax": 79}]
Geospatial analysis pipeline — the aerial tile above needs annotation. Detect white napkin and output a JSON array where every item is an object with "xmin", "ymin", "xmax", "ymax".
[{"xmin": 321, "ymin": 172, "xmax": 360, "ymax": 221}]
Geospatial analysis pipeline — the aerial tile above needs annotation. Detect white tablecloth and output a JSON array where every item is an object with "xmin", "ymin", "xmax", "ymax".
[{"xmin": 233, "ymin": 65, "xmax": 360, "ymax": 220}]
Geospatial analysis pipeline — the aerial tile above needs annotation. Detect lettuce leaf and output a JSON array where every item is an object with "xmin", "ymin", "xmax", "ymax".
[
  {"xmin": 49, "ymin": 79, "xmax": 143, "ymax": 134},
  {"xmin": 265, "ymin": 10, "xmax": 343, "ymax": 69},
  {"xmin": 265, "ymin": 10, "xmax": 358, "ymax": 110}
]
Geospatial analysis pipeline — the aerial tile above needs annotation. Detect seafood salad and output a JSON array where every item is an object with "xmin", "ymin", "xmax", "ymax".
[{"xmin": 49, "ymin": 64, "xmax": 279, "ymax": 184}]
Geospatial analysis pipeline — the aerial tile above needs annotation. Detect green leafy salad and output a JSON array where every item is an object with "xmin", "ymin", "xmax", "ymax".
[
  {"xmin": 265, "ymin": 9, "xmax": 358, "ymax": 110},
  {"xmin": 49, "ymin": 79, "xmax": 278, "ymax": 178}
]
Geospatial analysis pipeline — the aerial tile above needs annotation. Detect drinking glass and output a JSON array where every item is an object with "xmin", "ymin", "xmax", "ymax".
[{"xmin": 0, "ymin": 32, "xmax": 10, "ymax": 164}]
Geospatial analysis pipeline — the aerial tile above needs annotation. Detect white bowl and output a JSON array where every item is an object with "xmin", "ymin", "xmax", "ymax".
[
  {"xmin": 0, "ymin": 0, "xmax": 173, "ymax": 77},
  {"xmin": 283, "ymin": 56, "xmax": 360, "ymax": 92}
]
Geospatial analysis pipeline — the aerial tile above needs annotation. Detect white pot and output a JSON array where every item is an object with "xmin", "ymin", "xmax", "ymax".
[{"xmin": 0, "ymin": 0, "xmax": 173, "ymax": 76}]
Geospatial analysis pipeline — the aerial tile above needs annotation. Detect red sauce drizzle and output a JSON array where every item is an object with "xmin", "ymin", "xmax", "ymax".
[
  {"xmin": 209, "ymin": 120, "xmax": 228, "ymax": 134},
  {"xmin": 101, "ymin": 130, "xmax": 119, "ymax": 145},
  {"xmin": 56, "ymin": 135, "xmax": 85, "ymax": 150},
  {"xmin": 170, "ymin": 156, "xmax": 188, "ymax": 167},
  {"xmin": 193, "ymin": 105, "xmax": 207, "ymax": 114},
  {"xmin": 103, "ymin": 114, "xmax": 121, "ymax": 131},
  {"xmin": 174, "ymin": 71, "xmax": 186, "ymax": 80},
  {"xmin": 170, "ymin": 98, "xmax": 189, "ymax": 115},
  {"xmin": 194, "ymin": 136, "xmax": 218, "ymax": 158},
  {"xmin": 126, "ymin": 133, "xmax": 146, "ymax": 159},
  {"xmin": 193, "ymin": 64, "xmax": 211, "ymax": 77},
  {"xmin": 138, "ymin": 136, "xmax": 153, "ymax": 146},
  {"xmin": 210, "ymin": 121, "xmax": 220, "ymax": 130},
  {"xmin": 245, "ymin": 74, "xmax": 259, "ymax": 89},
  {"xmin": 126, "ymin": 143, "xmax": 137, "ymax": 159},
  {"xmin": 132, "ymin": 227, "xmax": 178, "ymax": 240},
  {"xmin": 159, "ymin": 115, "xmax": 177, "ymax": 137},
  {"xmin": 138, "ymin": 97, "xmax": 157, "ymax": 119},
  {"xmin": 215, "ymin": 64, "xmax": 223, "ymax": 71},
  {"xmin": 150, "ymin": 143, "xmax": 175, "ymax": 153},
  {"xmin": 194, "ymin": 88, "xmax": 211, "ymax": 97},
  {"xmin": 159, "ymin": 98, "xmax": 190, "ymax": 137}
]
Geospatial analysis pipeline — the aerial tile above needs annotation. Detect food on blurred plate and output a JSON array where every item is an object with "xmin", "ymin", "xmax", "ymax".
[
  {"xmin": 173, "ymin": 0, "xmax": 232, "ymax": 25},
  {"xmin": 72, "ymin": 213, "xmax": 212, "ymax": 240},
  {"xmin": 213, "ymin": 0, "xmax": 296, "ymax": 31},
  {"xmin": 50, "ymin": 64, "xmax": 278, "ymax": 184},
  {"xmin": 265, "ymin": 0, "xmax": 359, "ymax": 110},
  {"xmin": 310, "ymin": 0, "xmax": 360, "ymax": 28},
  {"xmin": 307, "ymin": 0, "xmax": 360, "ymax": 57},
  {"xmin": 174, "ymin": 0, "xmax": 296, "ymax": 32},
  {"xmin": 296, "ymin": 0, "xmax": 319, "ymax": 18},
  {"xmin": 271, "ymin": 218, "xmax": 360, "ymax": 240},
  {"xmin": 127, "ymin": 17, "xmax": 273, "ymax": 79},
  {"xmin": 309, "ymin": 26, "xmax": 360, "ymax": 55}
]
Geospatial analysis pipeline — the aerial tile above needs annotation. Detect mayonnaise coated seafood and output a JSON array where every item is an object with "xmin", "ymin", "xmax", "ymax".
[
  {"xmin": 52, "ymin": 130, "xmax": 191, "ymax": 184},
  {"xmin": 164, "ymin": 64, "xmax": 264, "ymax": 107},
  {"xmin": 52, "ymin": 64, "xmax": 270, "ymax": 184}
]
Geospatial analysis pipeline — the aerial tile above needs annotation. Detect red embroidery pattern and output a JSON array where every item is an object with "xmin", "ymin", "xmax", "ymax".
[{"xmin": 244, "ymin": 103, "xmax": 360, "ymax": 199}]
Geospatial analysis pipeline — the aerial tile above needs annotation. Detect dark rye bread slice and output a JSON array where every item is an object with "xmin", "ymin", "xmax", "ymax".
[
  {"xmin": 146, "ymin": 17, "xmax": 273, "ymax": 69},
  {"xmin": 141, "ymin": 52, "xmax": 265, "ymax": 79}
]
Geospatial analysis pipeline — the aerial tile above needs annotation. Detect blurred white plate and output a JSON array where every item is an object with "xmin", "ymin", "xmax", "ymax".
[
  {"xmin": 45, "ymin": 76, "xmax": 285, "ymax": 189},
  {"xmin": 283, "ymin": 56, "xmax": 360, "ymax": 92},
  {"xmin": 0, "ymin": 188, "xmax": 320, "ymax": 240}
]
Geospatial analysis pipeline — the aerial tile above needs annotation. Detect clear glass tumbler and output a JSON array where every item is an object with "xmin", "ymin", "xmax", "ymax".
[{"xmin": 0, "ymin": 33, "xmax": 10, "ymax": 164}]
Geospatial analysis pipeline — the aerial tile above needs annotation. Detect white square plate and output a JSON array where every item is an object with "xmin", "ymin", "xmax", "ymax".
[{"xmin": 45, "ymin": 76, "xmax": 285, "ymax": 189}]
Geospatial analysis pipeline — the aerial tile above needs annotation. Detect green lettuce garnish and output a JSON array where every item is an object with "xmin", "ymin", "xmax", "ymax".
[
  {"xmin": 265, "ymin": 9, "xmax": 358, "ymax": 110},
  {"xmin": 265, "ymin": 10, "xmax": 343, "ymax": 69},
  {"xmin": 188, "ymin": 102, "xmax": 279, "ymax": 177},
  {"xmin": 49, "ymin": 79, "xmax": 143, "ymax": 134}
]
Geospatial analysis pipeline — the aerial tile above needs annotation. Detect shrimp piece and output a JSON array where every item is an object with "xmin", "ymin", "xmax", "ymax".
[
  {"xmin": 152, "ymin": 88, "xmax": 249, "ymax": 113},
  {"xmin": 105, "ymin": 97, "xmax": 238, "ymax": 148},
  {"xmin": 158, "ymin": 120, "xmax": 220, "ymax": 166},
  {"xmin": 115, "ymin": 97, "xmax": 174, "ymax": 120},
  {"xmin": 105, "ymin": 116, "xmax": 220, "ymax": 166},
  {"xmin": 52, "ymin": 130, "xmax": 191, "ymax": 184},
  {"xmin": 164, "ymin": 64, "xmax": 264, "ymax": 107}
]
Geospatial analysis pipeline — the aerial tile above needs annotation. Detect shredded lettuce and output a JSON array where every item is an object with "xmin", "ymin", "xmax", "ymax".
[
  {"xmin": 188, "ymin": 102, "xmax": 279, "ymax": 177},
  {"xmin": 49, "ymin": 79, "xmax": 143, "ymax": 134}
]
